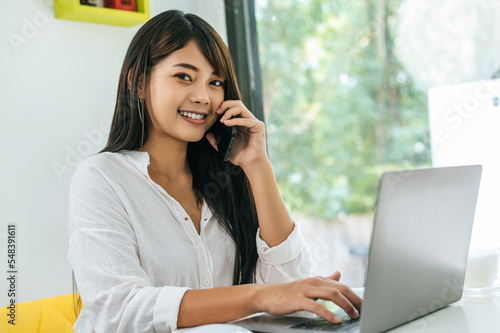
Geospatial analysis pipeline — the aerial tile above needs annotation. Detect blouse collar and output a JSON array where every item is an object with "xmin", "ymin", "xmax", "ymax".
[
  {"xmin": 118, "ymin": 149, "xmax": 214, "ymax": 228},
  {"xmin": 119, "ymin": 150, "xmax": 150, "ymax": 177}
]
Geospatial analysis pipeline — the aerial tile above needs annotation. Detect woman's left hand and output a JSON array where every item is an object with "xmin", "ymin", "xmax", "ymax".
[{"xmin": 206, "ymin": 100, "xmax": 268, "ymax": 169}]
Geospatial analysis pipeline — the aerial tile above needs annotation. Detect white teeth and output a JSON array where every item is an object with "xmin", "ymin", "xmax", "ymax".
[{"xmin": 179, "ymin": 111, "xmax": 205, "ymax": 120}]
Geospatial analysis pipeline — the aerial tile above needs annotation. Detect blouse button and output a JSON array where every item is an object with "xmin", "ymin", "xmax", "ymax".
[
  {"xmin": 204, "ymin": 279, "xmax": 210, "ymax": 286},
  {"xmin": 196, "ymin": 243, "xmax": 203, "ymax": 250},
  {"xmin": 184, "ymin": 217, "xmax": 189, "ymax": 221}
]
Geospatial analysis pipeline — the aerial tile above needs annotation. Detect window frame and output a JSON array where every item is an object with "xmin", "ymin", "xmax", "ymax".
[{"xmin": 224, "ymin": 0, "xmax": 264, "ymax": 122}]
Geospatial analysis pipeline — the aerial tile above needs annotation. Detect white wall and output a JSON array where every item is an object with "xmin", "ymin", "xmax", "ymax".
[{"xmin": 0, "ymin": 0, "xmax": 226, "ymax": 306}]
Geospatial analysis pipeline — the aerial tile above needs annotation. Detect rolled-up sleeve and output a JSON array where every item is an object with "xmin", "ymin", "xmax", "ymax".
[
  {"xmin": 68, "ymin": 163, "xmax": 188, "ymax": 333},
  {"xmin": 255, "ymin": 223, "xmax": 312, "ymax": 284}
]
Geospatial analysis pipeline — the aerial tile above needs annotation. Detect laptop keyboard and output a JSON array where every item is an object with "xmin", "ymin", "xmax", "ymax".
[{"xmin": 290, "ymin": 311, "xmax": 360, "ymax": 332}]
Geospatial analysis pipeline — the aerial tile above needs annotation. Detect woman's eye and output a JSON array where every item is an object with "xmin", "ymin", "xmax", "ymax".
[
  {"xmin": 176, "ymin": 74, "xmax": 191, "ymax": 81},
  {"xmin": 211, "ymin": 80, "xmax": 224, "ymax": 87}
]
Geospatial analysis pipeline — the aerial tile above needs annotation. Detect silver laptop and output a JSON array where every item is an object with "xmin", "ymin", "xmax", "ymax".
[{"xmin": 234, "ymin": 165, "xmax": 482, "ymax": 333}]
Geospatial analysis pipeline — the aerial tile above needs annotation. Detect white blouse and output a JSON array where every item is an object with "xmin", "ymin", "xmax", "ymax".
[{"xmin": 68, "ymin": 150, "xmax": 312, "ymax": 333}]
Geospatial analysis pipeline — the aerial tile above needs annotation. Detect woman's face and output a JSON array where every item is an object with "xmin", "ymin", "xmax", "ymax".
[{"xmin": 145, "ymin": 40, "xmax": 225, "ymax": 144}]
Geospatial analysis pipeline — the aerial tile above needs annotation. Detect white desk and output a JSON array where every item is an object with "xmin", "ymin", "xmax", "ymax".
[
  {"xmin": 386, "ymin": 290, "xmax": 500, "ymax": 333},
  {"xmin": 176, "ymin": 289, "xmax": 500, "ymax": 332}
]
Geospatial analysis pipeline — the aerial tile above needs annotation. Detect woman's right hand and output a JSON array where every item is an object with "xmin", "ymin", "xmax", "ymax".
[{"xmin": 254, "ymin": 271, "xmax": 362, "ymax": 324}]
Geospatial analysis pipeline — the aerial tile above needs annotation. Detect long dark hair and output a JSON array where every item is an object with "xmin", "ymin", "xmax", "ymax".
[{"xmin": 101, "ymin": 10, "xmax": 259, "ymax": 285}]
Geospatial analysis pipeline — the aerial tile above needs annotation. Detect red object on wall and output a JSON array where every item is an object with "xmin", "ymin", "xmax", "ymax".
[{"xmin": 104, "ymin": 0, "xmax": 136, "ymax": 12}]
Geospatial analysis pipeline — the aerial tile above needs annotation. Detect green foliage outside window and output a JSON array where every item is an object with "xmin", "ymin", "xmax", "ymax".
[{"xmin": 256, "ymin": 0, "xmax": 431, "ymax": 219}]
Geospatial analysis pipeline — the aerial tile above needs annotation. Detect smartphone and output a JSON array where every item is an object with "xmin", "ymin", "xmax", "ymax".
[{"xmin": 208, "ymin": 117, "xmax": 237, "ymax": 162}]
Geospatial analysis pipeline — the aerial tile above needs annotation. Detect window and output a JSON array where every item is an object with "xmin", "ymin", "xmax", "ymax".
[
  {"xmin": 254, "ymin": 0, "xmax": 431, "ymax": 285},
  {"xmin": 241, "ymin": 0, "xmax": 499, "ymax": 286}
]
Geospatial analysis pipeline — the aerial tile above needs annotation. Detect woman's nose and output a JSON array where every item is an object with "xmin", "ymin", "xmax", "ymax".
[{"xmin": 188, "ymin": 84, "xmax": 210, "ymax": 104}]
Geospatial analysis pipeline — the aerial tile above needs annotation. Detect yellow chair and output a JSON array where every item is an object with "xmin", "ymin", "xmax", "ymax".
[{"xmin": 0, "ymin": 294, "xmax": 79, "ymax": 333}]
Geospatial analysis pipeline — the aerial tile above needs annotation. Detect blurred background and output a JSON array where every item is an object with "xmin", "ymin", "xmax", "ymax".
[
  {"xmin": 1, "ymin": 0, "xmax": 499, "ymax": 305},
  {"xmin": 255, "ymin": 0, "xmax": 500, "ymax": 286}
]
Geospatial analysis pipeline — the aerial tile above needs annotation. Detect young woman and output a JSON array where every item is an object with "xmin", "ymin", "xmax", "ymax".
[{"xmin": 68, "ymin": 10, "xmax": 361, "ymax": 333}]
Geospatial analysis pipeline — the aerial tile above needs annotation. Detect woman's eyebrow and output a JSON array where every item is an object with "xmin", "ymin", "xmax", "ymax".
[
  {"xmin": 173, "ymin": 63, "xmax": 218, "ymax": 76},
  {"xmin": 173, "ymin": 63, "xmax": 199, "ymax": 72}
]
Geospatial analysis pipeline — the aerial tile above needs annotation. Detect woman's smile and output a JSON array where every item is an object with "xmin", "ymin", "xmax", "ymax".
[{"xmin": 178, "ymin": 110, "xmax": 209, "ymax": 125}]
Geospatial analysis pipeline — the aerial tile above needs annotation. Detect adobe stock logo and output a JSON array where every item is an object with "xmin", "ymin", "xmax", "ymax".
[
  {"xmin": 7, "ymin": 8, "xmax": 50, "ymax": 53},
  {"xmin": 6, "ymin": 0, "xmax": 74, "ymax": 53},
  {"xmin": 52, "ymin": 118, "xmax": 111, "ymax": 182},
  {"xmin": 400, "ymin": 278, "xmax": 464, "ymax": 333},
  {"xmin": 431, "ymin": 80, "xmax": 500, "ymax": 145}
]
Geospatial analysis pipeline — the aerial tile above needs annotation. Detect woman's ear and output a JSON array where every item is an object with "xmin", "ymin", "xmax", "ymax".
[{"xmin": 127, "ymin": 70, "xmax": 145, "ymax": 99}]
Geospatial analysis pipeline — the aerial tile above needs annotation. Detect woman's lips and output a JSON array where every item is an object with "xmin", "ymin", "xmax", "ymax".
[{"xmin": 178, "ymin": 110, "xmax": 208, "ymax": 125}]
